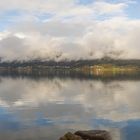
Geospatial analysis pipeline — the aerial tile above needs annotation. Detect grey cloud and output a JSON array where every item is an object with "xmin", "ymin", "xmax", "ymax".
[
  {"xmin": 0, "ymin": 1, "xmax": 139, "ymax": 61},
  {"xmin": 12, "ymin": 20, "xmax": 86, "ymax": 37}
]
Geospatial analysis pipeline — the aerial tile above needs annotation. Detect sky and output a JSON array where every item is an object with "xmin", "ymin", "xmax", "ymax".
[{"xmin": 0, "ymin": 0, "xmax": 140, "ymax": 61}]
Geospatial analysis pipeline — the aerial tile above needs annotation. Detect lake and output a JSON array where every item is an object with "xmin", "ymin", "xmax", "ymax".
[{"xmin": 0, "ymin": 74, "xmax": 140, "ymax": 140}]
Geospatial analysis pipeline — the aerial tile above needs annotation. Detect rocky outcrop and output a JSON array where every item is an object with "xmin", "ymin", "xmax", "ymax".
[
  {"xmin": 75, "ymin": 130, "xmax": 111, "ymax": 140},
  {"xmin": 59, "ymin": 130, "xmax": 111, "ymax": 140},
  {"xmin": 59, "ymin": 132, "xmax": 83, "ymax": 140}
]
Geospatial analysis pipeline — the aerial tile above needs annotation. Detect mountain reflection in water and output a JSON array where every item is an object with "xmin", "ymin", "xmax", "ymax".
[{"xmin": 0, "ymin": 75, "xmax": 140, "ymax": 140}]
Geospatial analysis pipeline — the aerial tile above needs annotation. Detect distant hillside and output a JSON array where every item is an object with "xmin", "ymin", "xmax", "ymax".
[{"xmin": 0, "ymin": 58, "xmax": 140, "ymax": 68}]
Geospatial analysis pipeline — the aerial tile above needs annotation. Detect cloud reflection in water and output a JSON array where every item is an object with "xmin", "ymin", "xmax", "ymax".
[{"xmin": 0, "ymin": 77, "xmax": 139, "ymax": 140}]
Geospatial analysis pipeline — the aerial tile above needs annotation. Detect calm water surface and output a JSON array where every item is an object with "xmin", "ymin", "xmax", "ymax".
[{"xmin": 0, "ymin": 76, "xmax": 140, "ymax": 140}]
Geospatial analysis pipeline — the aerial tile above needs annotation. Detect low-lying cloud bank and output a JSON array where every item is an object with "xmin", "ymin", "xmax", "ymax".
[{"xmin": 0, "ymin": 0, "xmax": 140, "ymax": 61}]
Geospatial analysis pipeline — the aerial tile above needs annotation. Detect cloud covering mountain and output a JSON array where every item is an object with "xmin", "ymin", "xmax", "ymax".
[{"xmin": 0, "ymin": 0, "xmax": 140, "ymax": 61}]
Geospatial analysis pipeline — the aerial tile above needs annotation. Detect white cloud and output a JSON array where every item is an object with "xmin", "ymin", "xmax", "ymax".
[
  {"xmin": 92, "ymin": 1, "xmax": 127, "ymax": 15},
  {"xmin": 0, "ymin": 0, "xmax": 128, "ymax": 20},
  {"xmin": 0, "ymin": 0, "xmax": 139, "ymax": 60}
]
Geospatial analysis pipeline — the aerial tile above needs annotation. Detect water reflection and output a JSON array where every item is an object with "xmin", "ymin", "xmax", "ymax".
[{"xmin": 0, "ymin": 76, "xmax": 140, "ymax": 140}]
